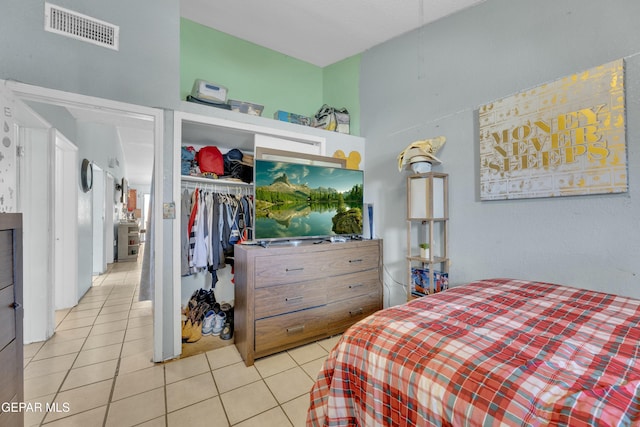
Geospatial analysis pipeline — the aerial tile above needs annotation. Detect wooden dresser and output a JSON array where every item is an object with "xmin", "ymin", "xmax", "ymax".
[
  {"xmin": 234, "ymin": 239, "xmax": 383, "ymax": 366},
  {"xmin": 0, "ymin": 214, "xmax": 23, "ymax": 427}
]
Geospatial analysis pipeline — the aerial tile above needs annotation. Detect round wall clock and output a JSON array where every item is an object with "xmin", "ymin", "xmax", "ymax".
[{"xmin": 81, "ymin": 159, "xmax": 93, "ymax": 193}]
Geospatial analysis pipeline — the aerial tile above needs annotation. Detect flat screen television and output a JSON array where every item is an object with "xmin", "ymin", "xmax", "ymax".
[{"xmin": 254, "ymin": 159, "xmax": 364, "ymax": 241}]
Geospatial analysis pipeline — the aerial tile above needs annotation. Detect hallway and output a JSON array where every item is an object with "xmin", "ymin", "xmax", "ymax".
[{"xmin": 22, "ymin": 247, "xmax": 334, "ymax": 426}]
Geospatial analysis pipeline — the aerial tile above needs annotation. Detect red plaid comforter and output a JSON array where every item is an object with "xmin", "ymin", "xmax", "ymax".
[{"xmin": 307, "ymin": 279, "xmax": 640, "ymax": 426}]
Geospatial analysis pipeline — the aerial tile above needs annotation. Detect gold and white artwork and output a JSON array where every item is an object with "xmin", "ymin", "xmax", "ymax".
[{"xmin": 479, "ymin": 59, "xmax": 627, "ymax": 200}]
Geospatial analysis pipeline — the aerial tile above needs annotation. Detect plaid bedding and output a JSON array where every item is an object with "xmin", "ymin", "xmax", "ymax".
[{"xmin": 307, "ymin": 278, "xmax": 640, "ymax": 426}]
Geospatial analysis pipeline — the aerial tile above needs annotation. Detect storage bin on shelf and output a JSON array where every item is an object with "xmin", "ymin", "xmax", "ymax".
[{"xmin": 229, "ymin": 100, "xmax": 264, "ymax": 116}]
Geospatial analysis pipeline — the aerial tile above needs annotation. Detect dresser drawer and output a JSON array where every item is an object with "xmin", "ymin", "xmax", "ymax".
[
  {"xmin": 254, "ymin": 245, "xmax": 379, "ymax": 288},
  {"xmin": 254, "ymin": 279, "xmax": 327, "ymax": 320},
  {"xmin": 0, "ymin": 286, "xmax": 16, "ymax": 350},
  {"xmin": 234, "ymin": 240, "xmax": 383, "ymax": 366},
  {"xmin": 0, "ymin": 231, "xmax": 13, "ymax": 289},
  {"xmin": 326, "ymin": 292, "xmax": 381, "ymax": 335},
  {"xmin": 326, "ymin": 269, "xmax": 380, "ymax": 303},
  {"xmin": 255, "ymin": 306, "xmax": 327, "ymax": 354}
]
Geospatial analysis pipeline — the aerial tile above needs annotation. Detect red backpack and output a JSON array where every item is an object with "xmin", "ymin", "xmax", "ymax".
[{"xmin": 197, "ymin": 146, "xmax": 224, "ymax": 175}]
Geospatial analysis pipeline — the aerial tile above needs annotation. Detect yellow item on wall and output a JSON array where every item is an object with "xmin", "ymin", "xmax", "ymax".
[{"xmin": 333, "ymin": 150, "xmax": 362, "ymax": 170}]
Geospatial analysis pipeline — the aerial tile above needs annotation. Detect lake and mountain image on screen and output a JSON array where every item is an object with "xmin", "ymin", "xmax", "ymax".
[{"xmin": 254, "ymin": 160, "xmax": 364, "ymax": 239}]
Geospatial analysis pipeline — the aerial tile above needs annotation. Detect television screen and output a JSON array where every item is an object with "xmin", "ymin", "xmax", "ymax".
[{"xmin": 254, "ymin": 159, "xmax": 364, "ymax": 240}]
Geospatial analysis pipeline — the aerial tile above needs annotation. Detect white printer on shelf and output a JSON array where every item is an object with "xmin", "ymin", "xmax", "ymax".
[{"xmin": 191, "ymin": 79, "xmax": 228, "ymax": 103}]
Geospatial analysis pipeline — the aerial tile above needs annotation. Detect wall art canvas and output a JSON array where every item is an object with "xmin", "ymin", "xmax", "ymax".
[{"xmin": 479, "ymin": 59, "xmax": 627, "ymax": 200}]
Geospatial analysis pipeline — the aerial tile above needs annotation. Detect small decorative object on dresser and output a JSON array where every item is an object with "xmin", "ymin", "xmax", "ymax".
[{"xmin": 234, "ymin": 239, "xmax": 383, "ymax": 366}]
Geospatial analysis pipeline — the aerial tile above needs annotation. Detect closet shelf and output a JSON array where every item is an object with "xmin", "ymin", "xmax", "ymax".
[{"xmin": 181, "ymin": 175, "xmax": 252, "ymax": 187}]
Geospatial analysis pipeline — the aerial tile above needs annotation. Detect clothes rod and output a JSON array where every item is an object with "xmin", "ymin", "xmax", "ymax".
[{"xmin": 180, "ymin": 179, "xmax": 252, "ymax": 195}]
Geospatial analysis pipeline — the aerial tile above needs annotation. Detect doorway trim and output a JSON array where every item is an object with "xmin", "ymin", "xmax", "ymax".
[
  {"xmin": 92, "ymin": 164, "xmax": 106, "ymax": 276},
  {"xmin": 53, "ymin": 130, "xmax": 79, "ymax": 310},
  {"xmin": 105, "ymin": 172, "xmax": 115, "ymax": 264},
  {"xmin": 6, "ymin": 81, "xmax": 165, "ymax": 362}
]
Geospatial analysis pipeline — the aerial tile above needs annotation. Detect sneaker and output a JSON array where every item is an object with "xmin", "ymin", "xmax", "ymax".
[
  {"xmin": 205, "ymin": 289, "xmax": 217, "ymax": 307},
  {"xmin": 220, "ymin": 302, "xmax": 233, "ymax": 322},
  {"xmin": 201, "ymin": 310, "xmax": 215, "ymax": 335},
  {"xmin": 196, "ymin": 288, "xmax": 208, "ymax": 302},
  {"xmin": 211, "ymin": 311, "xmax": 226, "ymax": 336},
  {"xmin": 220, "ymin": 321, "xmax": 233, "ymax": 340}
]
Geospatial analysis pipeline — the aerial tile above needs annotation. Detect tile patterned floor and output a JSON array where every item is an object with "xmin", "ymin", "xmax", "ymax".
[{"xmin": 22, "ymin": 251, "xmax": 336, "ymax": 426}]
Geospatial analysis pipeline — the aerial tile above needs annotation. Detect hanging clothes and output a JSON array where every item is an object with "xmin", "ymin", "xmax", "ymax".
[
  {"xmin": 238, "ymin": 194, "xmax": 253, "ymax": 243},
  {"xmin": 209, "ymin": 194, "xmax": 225, "ymax": 286},
  {"xmin": 181, "ymin": 188, "xmax": 191, "ymax": 276},
  {"xmin": 188, "ymin": 188, "xmax": 199, "ymax": 273},
  {"xmin": 191, "ymin": 190, "xmax": 208, "ymax": 269},
  {"xmin": 220, "ymin": 199, "xmax": 232, "ymax": 252},
  {"xmin": 180, "ymin": 183, "xmax": 253, "ymax": 285}
]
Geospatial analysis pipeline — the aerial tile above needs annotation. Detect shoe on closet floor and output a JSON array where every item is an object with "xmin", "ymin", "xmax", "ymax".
[
  {"xmin": 220, "ymin": 321, "xmax": 233, "ymax": 340},
  {"xmin": 220, "ymin": 302, "xmax": 233, "ymax": 321},
  {"xmin": 201, "ymin": 310, "xmax": 215, "ymax": 335},
  {"xmin": 182, "ymin": 319, "xmax": 194, "ymax": 341},
  {"xmin": 211, "ymin": 311, "xmax": 226, "ymax": 336},
  {"xmin": 187, "ymin": 321, "xmax": 203, "ymax": 343}
]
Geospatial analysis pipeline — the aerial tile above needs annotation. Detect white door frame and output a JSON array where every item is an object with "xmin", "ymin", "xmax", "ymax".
[
  {"xmin": 18, "ymin": 126, "xmax": 55, "ymax": 343},
  {"xmin": 105, "ymin": 172, "xmax": 115, "ymax": 264},
  {"xmin": 92, "ymin": 164, "xmax": 106, "ymax": 275},
  {"xmin": 6, "ymin": 81, "xmax": 165, "ymax": 362},
  {"xmin": 53, "ymin": 130, "xmax": 79, "ymax": 310}
]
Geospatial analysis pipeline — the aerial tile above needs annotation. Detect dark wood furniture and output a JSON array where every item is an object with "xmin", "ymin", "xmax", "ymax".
[
  {"xmin": 234, "ymin": 239, "xmax": 383, "ymax": 366},
  {"xmin": 0, "ymin": 213, "xmax": 23, "ymax": 427}
]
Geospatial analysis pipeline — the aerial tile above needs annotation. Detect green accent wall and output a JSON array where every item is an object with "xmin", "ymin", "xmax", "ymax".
[
  {"xmin": 323, "ymin": 55, "xmax": 361, "ymax": 137},
  {"xmin": 180, "ymin": 18, "xmax": 360, "ymax": 135}
]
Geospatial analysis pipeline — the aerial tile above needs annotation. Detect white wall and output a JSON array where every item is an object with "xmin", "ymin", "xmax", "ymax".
[{"xmin": 361, "ymin": 0, "xmax": 640, "ymax": 305}]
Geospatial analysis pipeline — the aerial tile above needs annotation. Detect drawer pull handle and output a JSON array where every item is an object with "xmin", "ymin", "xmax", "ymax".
[
  {"xmin": 349, "ymin": 283, "xmax": 364, "ymax": 289},
  {"xmin": 349, "ymin": 308, "xmax": 364, "ymax": 316},
  {"xmin": 286, "ymin": 325, "xmax": 305, "ymax": 334},
  {"xmin": 285, "ymin": 296, "xmax": 303, "ymax": 303},
  {"xmin": 349, "ymin": 259, "xmax": 363, "ymax": 264},
  {"xmin": 285, "ymin": 267, "xmax": 304, "ymax": 272}
]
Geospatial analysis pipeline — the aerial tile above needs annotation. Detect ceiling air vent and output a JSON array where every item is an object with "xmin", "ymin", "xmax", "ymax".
[{"xmin": 44, "ymin": 3, "xmax": 119, "ymax": 51}]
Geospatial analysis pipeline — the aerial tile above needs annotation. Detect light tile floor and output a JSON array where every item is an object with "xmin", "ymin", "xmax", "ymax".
[{"xmin": 22, "ymin": 249, "xmax": 336, "ymax": 426}]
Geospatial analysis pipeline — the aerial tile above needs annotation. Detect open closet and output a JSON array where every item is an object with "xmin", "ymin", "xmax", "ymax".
[
  {"xmin": 179, "ymin": 177, "xmax": 253, "ymax": 355},
  {"xmin": 171, "ymin": 106, "xmax": 366, "ymax": 359}
]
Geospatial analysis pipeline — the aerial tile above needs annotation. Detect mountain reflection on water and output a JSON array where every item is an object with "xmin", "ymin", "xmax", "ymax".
[{"xmin": 255, "ymin": 202, "xmax": 361, "ymax": 238}]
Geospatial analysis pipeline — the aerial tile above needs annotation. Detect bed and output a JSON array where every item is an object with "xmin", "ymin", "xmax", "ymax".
[{"xmin": 307, "ymin": 278, "xmax": 640, "ymax": 426}]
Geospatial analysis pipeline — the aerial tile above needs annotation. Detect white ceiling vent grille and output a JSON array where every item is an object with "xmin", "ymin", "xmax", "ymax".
[{"xmin": 44, "ymin": 3, "xmax": 119, "ymax": 51}]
